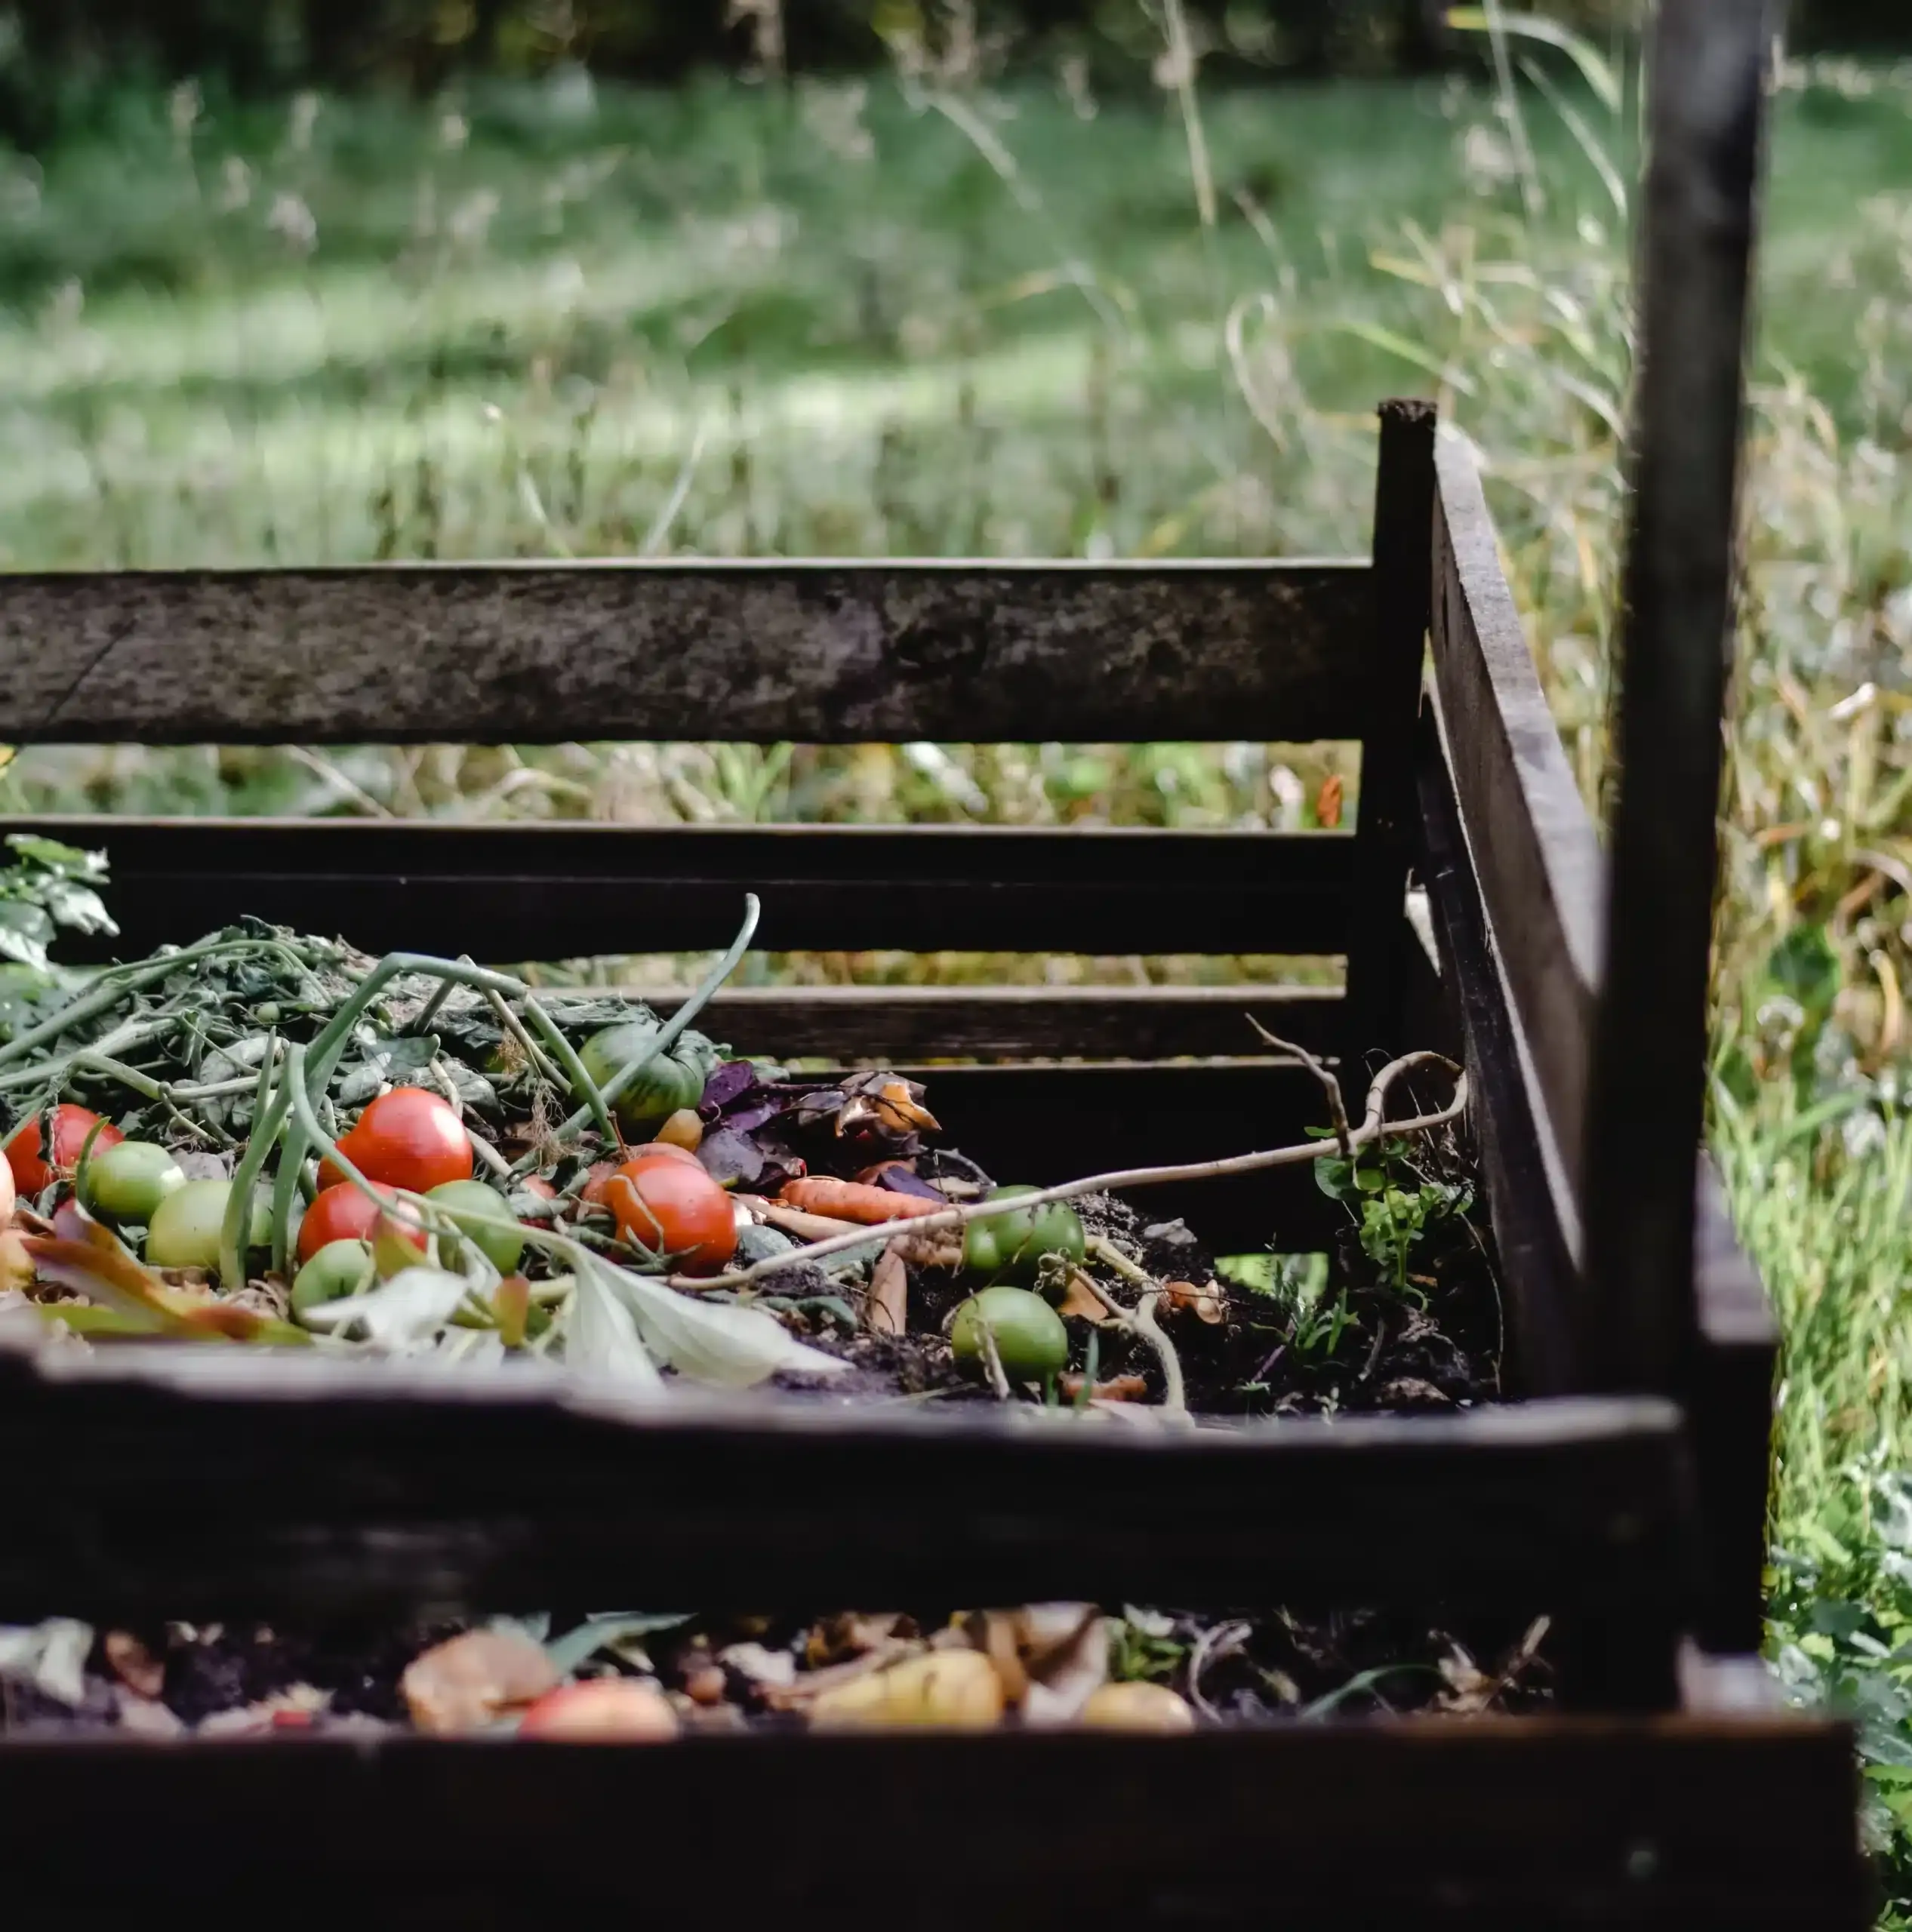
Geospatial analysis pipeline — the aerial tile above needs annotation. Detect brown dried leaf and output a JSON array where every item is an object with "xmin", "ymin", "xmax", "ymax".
[
  {"xmin": 869, "ymin": 1240, "xmax": 909, "ymax": 1337},
  {"xmin": 1056, "ymin": 1269, "xmax": 1115, "ymax": 1324},
  {"xmin": 402, "ymin": 1629, "xmax": 559, "ymax": 1736},
  {"xmin": 103, "ymin": 1631, "xmax": 165, "ymax": 1700},
  {"xmin": 1315, "ymin": 773, "xmax": 1345, "ymax": 829},
  {"xmin": 1163, "ymin": 1279, "xmax": 1227, "ymax": 1325}
]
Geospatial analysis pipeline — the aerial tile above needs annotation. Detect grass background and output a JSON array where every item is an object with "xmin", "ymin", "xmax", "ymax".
[{"xmin": 3, "ymin": 32, "xmax": 1912, "ymax": 1912}]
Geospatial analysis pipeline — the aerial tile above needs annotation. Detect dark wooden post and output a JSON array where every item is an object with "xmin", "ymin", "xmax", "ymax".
[
  {"xmin": 1581, "ymin": 0, "xmax": 1775, "ymax": 1395},
  {"xmin": 1343, "ymin": 398, "xmax": 1437, "ymax": 1105}
]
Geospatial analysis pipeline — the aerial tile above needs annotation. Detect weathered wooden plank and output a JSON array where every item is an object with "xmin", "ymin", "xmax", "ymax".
[
  {"xmin": 1582, "ymin": 0, "xmax": 1775, "ymax": 1395},
  {"xmin": 0, "ymin": 1345, "xmax": 1689, "ymax": 1619},
  {"xmin": 0, "ymin": 1717, "xmax": 1867, "ymax": 1927},
  {"xmin": 1430, "ymin": 435, "xmax": 1602, "ymax": 1249},
  {"xmin": 1341, "ymin": 398, "xmax": 1436, "ymax": 1099},
  {"xmin": 2, "ymin": 816, "xmax": 1354, "ymax": 961},
  {"xmin": 0, "ymin": 559, "xmax": 1373, "ymax": 746},
  {"xmin": 1689, "ymin": 1158, "xmax": 1779, "ymax": 1654},
  {"xmin": 654, "ymin": 982, "xmax": 1343, "ymax": 1063},
  {"xmin": 1415, "ymin": 706, "xmax": 1581, "ymax": 1397}
]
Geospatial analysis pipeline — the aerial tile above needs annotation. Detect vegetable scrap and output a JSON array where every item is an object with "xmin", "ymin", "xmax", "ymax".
[
  {"xmin": 0, "ymin": 1607, "xmax": 1553, "ymax": 1741},
  {"xmin": 0, "ymin": 840, "xmax": 1529, "ymax": 1744}
]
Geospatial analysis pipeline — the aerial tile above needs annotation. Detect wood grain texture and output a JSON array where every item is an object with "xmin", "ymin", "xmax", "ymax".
[
  {"xmin": 1430, "ymin": 435, "xmax": 1603, "ymax": 1241},
  {"xmin": 0, "ymin": 1717, "xmax": 1866, "ymax": 1927},
  {"xmin": 1582, "ymin": 0, "xmax": 1773, "ymax": 1396},
  {"xmin": 2, "ymin": 815, "xmax": 1354, "ymax": 961},
  {"xmin": 0, "ymin": 558, "xmax": 1373, "ymax": 746},
  {"xmin": 658, "ymin": 982, "xmax": 1344, "ymax": 1063},
  {"xmin": 0, "ymin": 1343, "xmax": 1690, "ymax": 1620},
  {"xmin": 1415, "ymin": 706, "xmax": 1581, "ymax": 1398}
]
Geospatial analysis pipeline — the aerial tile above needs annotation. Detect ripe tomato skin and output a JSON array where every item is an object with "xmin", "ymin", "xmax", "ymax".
[
  {"xmin": 519, "ymin": 1678, "xmax": 678, "ymax": 1743},
  {"xmin": 5, "ymin": 1105, "xmax": 125, "ymax": 1196},
  {"xmin": 606, "ymin": 1158, "xmax": 737, "ymax": 1275},
  {"xmin": 297, "ymin": 1181, "xmax": 430, "ymax": 1265},
  {"xmin": 320, "ymin": 1087, "xmax": 473, "ymax": 1195}
]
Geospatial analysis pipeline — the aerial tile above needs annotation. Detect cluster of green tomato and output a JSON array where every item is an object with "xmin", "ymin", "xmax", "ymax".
[{"xmin": 950, "ymin": 1186, "xmax": 1089, "ymax": 1384}]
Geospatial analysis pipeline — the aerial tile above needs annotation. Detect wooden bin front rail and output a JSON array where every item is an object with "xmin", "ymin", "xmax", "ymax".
[{"xmin": 0, "ymin": 1712, "xmax": 1868, "ymax": 1928}]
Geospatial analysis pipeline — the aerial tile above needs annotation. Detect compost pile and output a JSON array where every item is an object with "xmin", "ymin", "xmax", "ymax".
[{"xmin": 0, "ymin": 838, "xmax": 1531, "ymax": 1742}]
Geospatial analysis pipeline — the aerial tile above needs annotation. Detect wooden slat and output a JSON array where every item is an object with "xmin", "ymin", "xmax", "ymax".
[
  {"xmin": 0, "ymin": 558, "xmax": 1372, "ymax": 746},
  {"xmin": 2, "ymin": 816, "xmax": 1353, "ymax": 961},
  {"xmin": 1689, "ymin": 1158, "xmax": 1779, "ymax": 1654},
  {"xmin": 656, "ymin": 983, "xmax": 1343, "ymax": 1063},
  {"xmin": 1430, "ymin": 435, "xmax": 1602, "ymax": 1248},
  {"xmin": 0, "ymin": 1346, "xmax": 1689, "ymax": 1619},
  {"xmin": 1415, "ymin": 706, "xmax": 1581, "ymax": 1397},
  {"xmin": 0, "ymin": 1718, "xmax": 1867, "ymax": 1927},
  {"xmin": 1341, "ymin": 398, "xmax": 1436, "ymax": 1098},
  {"xmin": 1582, "ymin": 0, "xmax": 1774, "ymax": 1395}
]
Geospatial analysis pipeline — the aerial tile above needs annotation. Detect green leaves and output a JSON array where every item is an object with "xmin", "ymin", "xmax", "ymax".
[{"xmin": 0, "ymin": 835, "xmax": 115, "ymax": 976}]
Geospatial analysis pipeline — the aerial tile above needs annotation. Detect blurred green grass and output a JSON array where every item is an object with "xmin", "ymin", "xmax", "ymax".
[{"xmin": 4, "ymin": 45, "xmax": 1912, "ymax": 1910}]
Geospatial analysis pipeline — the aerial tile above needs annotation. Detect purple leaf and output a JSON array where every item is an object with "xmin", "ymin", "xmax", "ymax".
[
  {"xmin": 873, "ymin": 1164, "xmax": 945, "ymax": 1203},
  {"xmin": 700, "ymin": 1062, "xmax": 760, "ymax": 1114},
  {"xmin": 697, "ymin": 1128, "xmax": 767, "ymax": 1189}
]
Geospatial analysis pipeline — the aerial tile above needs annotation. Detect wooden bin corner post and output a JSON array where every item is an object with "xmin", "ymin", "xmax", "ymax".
[
  {"xmin": 1583, "ymin": 0, "xmax": 1781, "ymax": 1653},
  {"xmin": 1343, "ymin": 396, "xmax": 1438, "ymax": 1104}
]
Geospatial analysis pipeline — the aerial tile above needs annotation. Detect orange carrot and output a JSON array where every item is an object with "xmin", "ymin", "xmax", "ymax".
[{"xmin": 777, "ymin": 1177, "xmax": 946, "ymax": 1226}]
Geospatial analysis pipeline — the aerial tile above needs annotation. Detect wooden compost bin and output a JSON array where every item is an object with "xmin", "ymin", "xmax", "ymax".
[{"xmin": 0, "ymin": 3, "xmax": 1872, "ymax": 1923}]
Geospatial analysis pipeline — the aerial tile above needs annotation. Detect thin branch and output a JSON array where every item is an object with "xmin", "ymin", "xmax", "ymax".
[
  {"xmin": 1248, "ymin": 1022, "xmax": 1353, "ymax": 1157},
  {"xmin": 1079, "ymin": 1239, "xmax": 1187, "ymax": 1415},
  {"xmin": 685, "ymin": 1049, "xmax": 1465, "ymax": 1293}
]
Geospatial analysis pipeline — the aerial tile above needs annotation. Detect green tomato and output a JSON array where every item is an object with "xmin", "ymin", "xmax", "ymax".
[
  {"xmin": 144, "ymin": 1178, "xmax": 270, "ymax": 1272},
  {"xmin": 80, "ymin": 1140, "xmax": 187, "ymax": 1228},
  {"xmin": 579, "ymin": 1023, "xmax": 707, "ymax": 1135},
  {"xmin": 950, "ymin": 1285, "xmax": 1070, "ymax": 1382},
  {"xmin": 961, "ymin": 1186, "xmax": 1087, "ymax": 1294},
  {"xmin": 291, "ymin": 1238, "xmax": 374, "ymax": 1318},
  {"xmin": 426, "ymin": 1179, "xmax": 525, "ymax": 1275}
]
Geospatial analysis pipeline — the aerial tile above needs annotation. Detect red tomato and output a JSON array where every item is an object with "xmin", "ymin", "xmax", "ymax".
[
  {"xmin": 580, "ymin": 1144, "xmax": 698, "ymax": 1209},
  {"xmin": 321, "ymin": 1088, "xmax": 472, "ymax": 1195},
  {"xmin": 297, "ymin": 1181, "xmax": 429, "ymax": 1266},
  {"xmin": 5, "ymin": 1105, "xmax": 125, "ymax": 1196},
  {"xmin": 519, "ymin": 1678, "xmax": 678, "ymax": 1743},
  {"xmin": 606, "ymin": 1158, "xmax": 737, "ymax": 1275}
]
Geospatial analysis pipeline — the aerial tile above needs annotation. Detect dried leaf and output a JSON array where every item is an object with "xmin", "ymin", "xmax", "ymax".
[
  {"xmin": 869, "ymin": 1240, "xmax": 908, "ymax": 1337},
  {"xmin": 719, "ymin": 1642, "xmax": 798, "ymax": 1690},
  {"xmin": 0, "ymin": 1619, "xmax": 94, "ymax": 1706},
  {"xmin": 604, "ymin": 1260, "xmax": 850, "ymax": 1389},
  {"xmin": 567, "ymin": 1265, "xmax": 666, "ymax": 1392},
  {"xmin": 402, "ymin": 1630, "xmax": 559, "ymax": 1736},
  {"xmin": 1056, "ymin": 1269, "xmax": 1115, "ymax": 1324},
  {"xmin": 1162, "ymin": 1279, "xmax": 1227, "ymax": 1325},
  {"xmin": 103, "ymin": 1632, "xmax": 165, "ymax": 1700},
  {"xmin": 303, "ymin": 1266, "xmax": 473, "ymax": 1350},
  {"xmin": 1315, "ymin": 773, "xmax": 1345, "ymax": 829}
]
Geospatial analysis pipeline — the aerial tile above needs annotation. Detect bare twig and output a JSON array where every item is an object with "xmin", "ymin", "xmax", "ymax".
[
  {"xmin": 1248, "ymin": 1023, "xmax": 1353, "ymax": 1158},
  {"xmin": 1080, "ymin": 1238, "xmax": 1187, "ymax": 1414},
  {"xmin": 684, "ymin": 1050, "xmax": 1464, "ymax": 1293},
  {"xmin": 973, "ymin": 1313, "xmax": 1012, "ymax": 1401}
]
